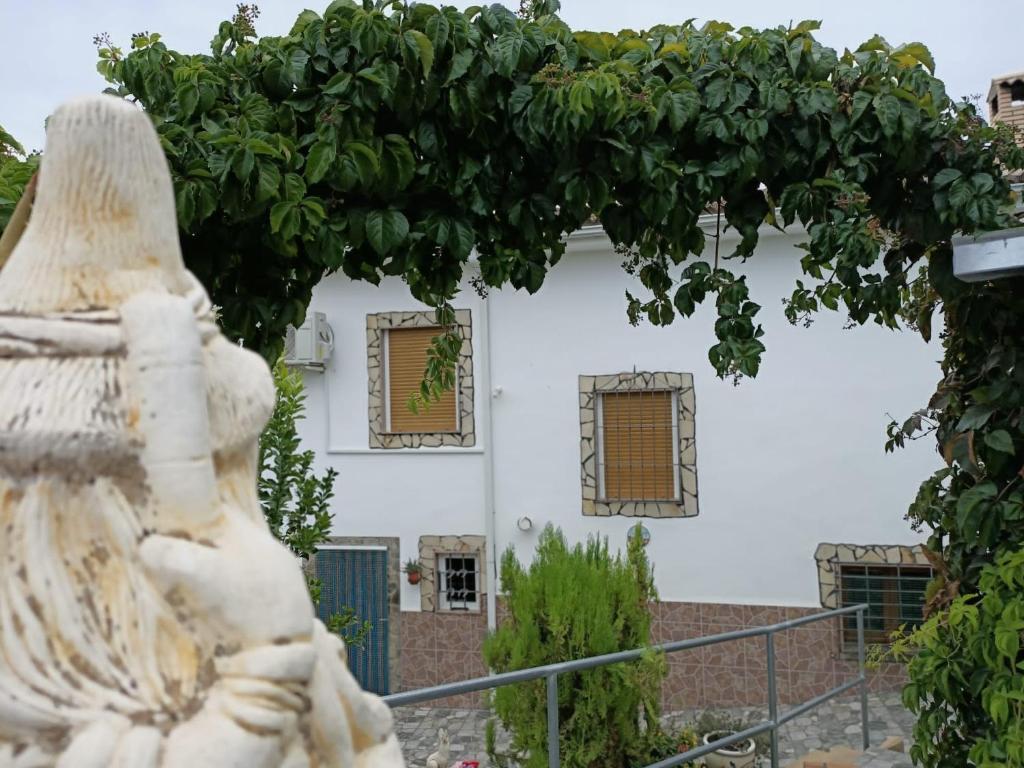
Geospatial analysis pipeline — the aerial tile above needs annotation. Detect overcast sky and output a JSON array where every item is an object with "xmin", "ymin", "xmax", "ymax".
[{"xmin": 2, "ymin": 0, "xmax": 1019, "ymax": 153}]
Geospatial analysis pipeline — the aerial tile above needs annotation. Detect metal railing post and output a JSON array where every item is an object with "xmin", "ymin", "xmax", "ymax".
[
  {"xmin": 766, "ymin": 632, "xmax": 779, "ymax": 768},
  {"xmin": 857, "ymin": 607, "xmax": 869, "ymax": 751},
  {"xmin": 546, "ymin": 672, "xmax": 560, "ymax": 768}
]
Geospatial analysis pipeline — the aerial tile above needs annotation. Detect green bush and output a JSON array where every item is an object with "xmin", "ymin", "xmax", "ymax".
[
  {"xmin": 893, "ymin": 546, "xmax": 1024, "ymax": 767},
  {"xmin": 259, "ymin": 360, "xmax": 369, "ymax": 645},
  {"xmin": 482, "ymin": 525, "xmax": 668, "ymax": 768}
]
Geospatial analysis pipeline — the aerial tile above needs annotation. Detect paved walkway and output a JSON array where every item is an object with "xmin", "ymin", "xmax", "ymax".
[{"xmin": 392, "ymin": 693, "xmax": 914, "ymax": 767}]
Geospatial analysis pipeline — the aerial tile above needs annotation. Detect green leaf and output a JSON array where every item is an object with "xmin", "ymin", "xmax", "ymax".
[
  {"xmin": 425, "ymin": 11, "xmax": 450, "ymax": 52},
  {"xmin": 306, "ymin": 140, "xmax": 336, "ymax": 183},
  {"xmin": 574, "ymin": 31, "xmax": 611, "ymax": 62},
  {"xmin": 177, "ymin": 83, "xmax": 200, "ymax": 119},
  {"xmin": 365, "ymin": 209, "xmax": 410, "ymax": 255},
  {"xmin": 704, "ymin": 78, "xmax": 730, "ymax": 110},
  {"xmin": 323, "ymin": 72, "xmax": 352, "ymax": 95},
  {"xmin": 403, "ymin": 30, "xmax": 435, "ymax": 78},
  {"xmin": 995, "ymin": 627, "xmax": 1019, "ymax": 662},
  {"xmin": 256, "ymin": 162, "xmax": 282, "ymax": 202},
  {"xmin": 448, "ymin": 219, "xmax": 474, "ymax": 258},
  {"xmin": 283, "ymin": 173, "xmax": 307, "ymax": 202},
  {"xmin": 509, "ymin": 85, "xmax": 533, "ymax": 115},
  {"xmin": 873, "ymin": 94, "xmax": 901, "ymax": 138},
  {"xmin": 288, "ymin": 50, "xmax": 310, "ymax": 85},
  {"xmin": 270, "ymin": 201, "xmax": 295, "ymax": 234},
  {"xmin": 175, "ymin": 182, "xmax": 196, "ymax": 229},
  {"xmin": 661, "ymin": 89, "xmax": 699, "ymax": 131},
  {"xmin": 984, "ymin": 430, "xmax": 1015, "ymax": 454},
  {"xmin": 343, "ymin": 141, "xmax": 379, "ymax": 185},
  {"xmin": 957, "ymin": 404, "xmax": 996, "ymax": 431},
  {"xmin": 232, "ymin": 147, "xmax": 255, "ymax": 181},
  {"xmin": 493, "ymin": 30, "xmax": 524, "ymax": 78},
  {"xmin": 382, "ymin": 135, "xmax": 415, "ymax": 191},
  {"xmin": 856, "ymin": 34, "xmax": 890, "ymax": 53},
  {"xmin": 956, "ymin": 481, "xmax": 997, "ymax": 536},
  {"xmin": 933, "ymin": 168, "xmax": 962, "ymax": 188},
  {"xmin": 0, "ymin": 125, "xmax": 26, "ymax": 156},
  {"xmin": 849, "ymin": 90, "xmax": 872, "ymax": 124},
  {"xmin": 893, "ymin": 42, "xmax": 935, "ymax": 73},
  {"xmin": 446, "ymin": 49, "xmax": 474, "ymax": 84}
]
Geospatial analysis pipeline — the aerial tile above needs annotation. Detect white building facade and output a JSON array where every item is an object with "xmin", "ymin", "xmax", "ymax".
[{"xmin": 298, "ymin": 220, "xmax": 939, "ymax": 707}]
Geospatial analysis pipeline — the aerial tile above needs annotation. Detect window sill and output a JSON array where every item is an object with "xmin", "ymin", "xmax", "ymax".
[{"xmin": 327, "ymin": 445, "xmax": 485, "ymax": 455}]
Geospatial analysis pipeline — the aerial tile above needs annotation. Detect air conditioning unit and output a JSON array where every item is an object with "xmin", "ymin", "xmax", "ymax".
[
  {"xmin": 283, "ymin": 311, "xmax": 333, "ymax": 370},
  {"xmin": 953, "ymin": 227, "xmax": 1024, "ymax": 283}
]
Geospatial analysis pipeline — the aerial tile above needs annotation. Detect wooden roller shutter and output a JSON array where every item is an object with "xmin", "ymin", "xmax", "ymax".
[
  {"xmin": 387, "ymin": 327, "xmax": 458, "ymax": 433},
  {"xmin": 600, "ymin": 390, "xmax": 676, "ymax": 501}
]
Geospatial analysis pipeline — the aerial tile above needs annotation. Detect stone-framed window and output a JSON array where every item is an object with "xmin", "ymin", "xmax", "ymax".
[
  {"xmin": 578, "ymin": 372, "xmax": 697, "ymax": 518},
  {"xmin": 814, "ymin": 543, "xmax": 934, "ymax": 651},
  {"xmin": 366, "ymin": 310, "xmax": 474, "ymax": 449},
  {"xmin": 417, "ymin": 535, "xmax": 487, "ymax": 613}
]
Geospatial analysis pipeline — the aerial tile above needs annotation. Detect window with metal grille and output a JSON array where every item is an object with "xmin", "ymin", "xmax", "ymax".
[
  {"xmin": 437, "ymin": 554, "xmax": 480, "ymax": 612},
  {"xmin": 838, "ymin": 564, "xmax": 933, "ymax": 651},
  {"xmin": 596, "ymin": 390, "xmax": 679, "ymax": 501},
  {"xmin": 385, "ymin": 327, "xmax": 458, "ymax": 434}
]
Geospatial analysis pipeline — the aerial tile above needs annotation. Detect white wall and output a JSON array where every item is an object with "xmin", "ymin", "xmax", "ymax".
[{"xmin": 300, "ymin": 224, "xmax": 943, "ymax": 610}]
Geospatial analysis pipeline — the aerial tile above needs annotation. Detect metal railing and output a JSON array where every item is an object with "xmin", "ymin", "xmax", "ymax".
[{"xmin": 384, "ymin": 603, "xmax": 870, "ymax": 768}]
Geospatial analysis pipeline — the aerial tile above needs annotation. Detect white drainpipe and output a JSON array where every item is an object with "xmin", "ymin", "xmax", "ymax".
[{"xmin": 479, "ymin": 286, "xmax": 499, "ymax": 633}]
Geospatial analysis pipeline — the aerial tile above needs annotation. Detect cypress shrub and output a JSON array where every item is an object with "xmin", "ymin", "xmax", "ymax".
[{"xmin": 483, "ymin": 525, "xmax": 672, "ymax": 767}]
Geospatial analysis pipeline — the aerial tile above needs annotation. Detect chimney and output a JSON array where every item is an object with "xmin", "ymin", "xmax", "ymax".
[
  {"xmin": 988, "ymin": 71, "xmax": 1024, "ymax": 187},
  {"xmin": 989, "ymin": 71, "xmax": 1024, "ymax": 138}
]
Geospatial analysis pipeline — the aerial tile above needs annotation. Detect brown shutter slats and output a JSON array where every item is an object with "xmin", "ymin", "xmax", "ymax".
[
  {"xmin": 601, "ymin": 391, "xmax": 675, "ymax": 500},
  {"xmin": 387, "ymin": 327, "xmax": 458, "ymax": 433}
]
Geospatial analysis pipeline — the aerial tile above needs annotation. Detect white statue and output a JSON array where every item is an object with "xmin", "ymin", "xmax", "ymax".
[
  {"xmin": 0, "ymin": 95, "xmax": 405, "ymax": 768},
  {"xmin": 424, "ymin": 728, "xmax": 449, "ymax": 768}
]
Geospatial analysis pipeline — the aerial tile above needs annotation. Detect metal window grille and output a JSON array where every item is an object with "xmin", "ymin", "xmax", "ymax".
[
  {"xmin": 838, "ymin": 564, "xmax": 932, "ymax": 651},
  {"xmin": 437, "ymin": 554, "xmax": 480, "ymax": 612},
  {"xmin": 595, "ymin": 389, "xmax": 679, "ymax": 502}
]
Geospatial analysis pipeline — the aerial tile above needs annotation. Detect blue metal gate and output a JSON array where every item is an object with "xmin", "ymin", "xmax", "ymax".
[{"xmin": 314, "ymin": 546, "xmax": 390, "ymax": 694}]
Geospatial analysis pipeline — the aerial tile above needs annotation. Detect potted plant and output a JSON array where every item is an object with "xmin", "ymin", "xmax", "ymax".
[
  {"xmin": 403, "ymin": 558, "xmax": 423, "ymax": 585},
  {"xmin": 693, "ymin": 711, "xmax": 765, "ymax": 768},
  {"xmin": 700, "ymin": 730, "xmax": 757, "ymax": 768}
]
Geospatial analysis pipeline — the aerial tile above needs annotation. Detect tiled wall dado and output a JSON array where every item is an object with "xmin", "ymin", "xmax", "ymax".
[{"xmin": 397, "ymin": 601, "xmax": 907, "ymax": 710}]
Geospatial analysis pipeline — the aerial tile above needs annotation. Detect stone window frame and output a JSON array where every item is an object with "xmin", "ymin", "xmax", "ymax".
[
  {"xmin": 367, "ymin": 310, "xmax": 475, "ymax": 449},
  {"xmin": 579, "ymin": 372, "xmax": 697, "ymax": 518},
  {"xmin": 813, "ymin": 542, "xmax": 932, "ymax": 610},
  {"xmin": 417, "ymin": 535, "xmax": 487, "ymax": 613}
]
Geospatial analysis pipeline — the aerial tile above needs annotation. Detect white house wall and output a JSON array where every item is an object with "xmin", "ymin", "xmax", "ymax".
[{"xmin": 299, "ymin": 226, "xmax": 942, "ymax": 612}]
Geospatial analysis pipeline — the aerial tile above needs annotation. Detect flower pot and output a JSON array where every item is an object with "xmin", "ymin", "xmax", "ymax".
[
  {"xmin": 701, "ymin": 730, "xmax": 756, "ymax": 768},
  {"xmin": 406, "ymin": 571, "xmax": 421, "ymax": 585}
]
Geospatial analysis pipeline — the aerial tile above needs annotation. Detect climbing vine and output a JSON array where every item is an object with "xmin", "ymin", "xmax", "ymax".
[
  {"xmin": 77, "ymin": 1, "xmax": 1017, "ymax": 375},
  {"xmin": 2, "ymin": 2, "xmax": 1024, "ymax": 763},
  {"xmin": 0, "ymin": 126, "xmax": 37, "ymax": 234}
]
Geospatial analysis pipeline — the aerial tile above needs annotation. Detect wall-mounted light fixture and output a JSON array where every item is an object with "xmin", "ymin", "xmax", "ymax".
[
  {"xmin": 630, "ymin": 523, "xmax": 651, "ymax": 547},
  {"xmin": 516, "ymin": 516, "xmax": 533, "ymax": 532}
]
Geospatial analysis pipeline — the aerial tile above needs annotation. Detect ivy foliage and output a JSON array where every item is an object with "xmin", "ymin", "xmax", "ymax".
[
  {"xmin": 894, "ymin": 548, "xmax": 1024, "ymax": 767},
  {"xmin": 259, "ymin": 360, "xmax": 370, "ymax": 645},
  {"xmin": 880, "ymin": 217, "xmax": 1024, "ymax": 766},
  {"xmin": 0, "ymin": 126, "xmax": 37, "ymax": 234},
  {"xmin": 482, "ymin": 525, "xmax": 671, "ymax": 768},
  {"xmin": 74, "ymin": 1, "xmax": 1020, "ymax": 378}
]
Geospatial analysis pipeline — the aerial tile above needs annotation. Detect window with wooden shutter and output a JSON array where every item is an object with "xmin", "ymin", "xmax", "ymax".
[
  {"xmin": 598, "ymin": 390, "xmax": 678, "ymax": 501},
  {"xmin": 386, "ymin": 327, "xmax": 458, "ymax": 434}
]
